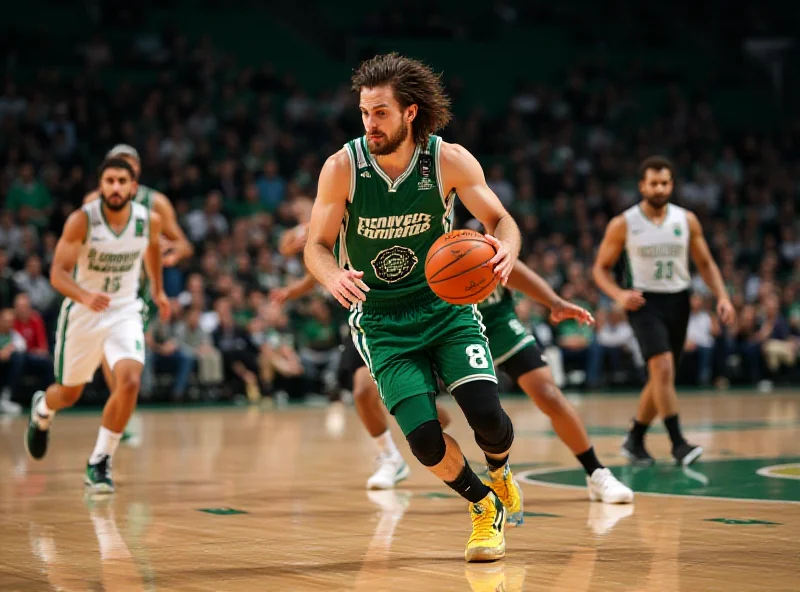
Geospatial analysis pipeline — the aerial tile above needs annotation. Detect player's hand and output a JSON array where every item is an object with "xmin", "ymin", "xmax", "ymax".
[
  {"xmin": 162, "ymin": 250, "xmax": 180, "ymax": 267},
  {"xmin": 550, "ymin": 299, "xmax": 595, "ymax": 326},
  {"xmin": 82, "ymin": 291, "xmax": 111, "ymax": 312},
  {"xmin": 154, "ymin": 291, "xmax": 171, "ymax": 322},
  {"xmin": 616, "ymin": 290, "xmax": 646, "ymax": 312},
  {"xmin": 325, "ymin": 269, "xmax": 370, "ymax": 309},
  {"xmin": 269, "ymin": 287, "xmax": 291, "ymax": 306},
  {"xmin": 484, "ymin": 234, "xmax": 516, "ymax": 286},
  {"xmin": 717, "ymin": 297, "xmax": 736, "ymax": 326}
]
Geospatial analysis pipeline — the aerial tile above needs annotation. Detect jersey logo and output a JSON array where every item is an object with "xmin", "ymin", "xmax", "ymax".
[
  {"xmin": 360, "ymin": 170, "xmax": 372, "ymax": 179},
  {"xmin": 674, "ymin": 224, "xmax": 682, "ymax": 236},
  {"xmin": 417, "ymin": 178, "xmax": 435, "ymax": 191},
  {"xmin": 135, "ymin": 218, "xmax": 145, "ymax": 237},
  {"xmin": 371, "ymin": 246, "xmax": 418, "ymax": 284}
]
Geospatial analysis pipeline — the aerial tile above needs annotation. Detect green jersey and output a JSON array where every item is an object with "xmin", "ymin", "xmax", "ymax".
[
  {"xmin": 340, "ymin": 135, "xmax": 456, "ymax": 300},
  {"xmin": 135, "ymin": 185, "xmax": 157, "ymax": 327}
]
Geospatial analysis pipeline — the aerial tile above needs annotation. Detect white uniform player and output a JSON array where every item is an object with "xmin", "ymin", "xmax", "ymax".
[{"xmin": 25, "ymin": 157, "xmax": 169, "ymax": 494}]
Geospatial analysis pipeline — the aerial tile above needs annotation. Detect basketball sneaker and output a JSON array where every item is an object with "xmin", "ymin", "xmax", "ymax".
[
  {"xmin": 483, "ymin": 463, "xmax": 524, "ymax": 527},
  {"xmin": 366, "ymin": 453, "xmax": 410, "ymax": 490},
  {"xmin": 586, "ymin": 468, "xmax": 634, "ymax": 504},
  {"xmin": 620, "ymin": 435, "xmax": 655, "ymax": 467},
  {"xmin": 465, "ymin": 490, "xmax": 506, "ymax": 563},
  {"xmin": 85, "ymin": 455, "xmax": 115, "ymax": 494},
  {"xmin": 25, "ymin": 391, "xmax": 50, "ymax": 460},
  {"xmin": 672, "ymin": 442, "xmax": 703, "ymax": 466}
]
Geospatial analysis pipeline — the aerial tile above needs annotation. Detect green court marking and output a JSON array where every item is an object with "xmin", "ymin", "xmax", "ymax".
[
  {"xmin": 704, "ymin": 518, "xmax": 780, "ymax": 525},
  {"xmin": 517, "ymin": 420, "xmax": 800, "ymax": 439},
  {"xmin": 198, "ymin": 508, "xmax": 248, "ymax": 515},
  {"xmin": 519, "ymin": 457, "xmax": 800, "ymax": 503},
  {"xmin": 523, "ymin": 511, "xmax": 561, "ymax": 518}
]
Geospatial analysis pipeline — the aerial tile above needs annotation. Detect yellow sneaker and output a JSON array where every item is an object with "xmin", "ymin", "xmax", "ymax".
[
  {"xmin": 485, "ymin": 463, "xmax": 524, "ymax": 527},
  {"xmin": 465, "ymin": 490, "xmax": 506, "ymax": 563}
]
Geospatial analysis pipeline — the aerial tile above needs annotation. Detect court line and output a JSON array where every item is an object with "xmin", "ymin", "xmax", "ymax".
[{"xmin": 517, "ymin": 461, "xmax": 800, "ymax": 506}]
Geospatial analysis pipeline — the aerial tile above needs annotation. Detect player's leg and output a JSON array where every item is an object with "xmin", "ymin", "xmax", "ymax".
[
  {"xmin": 84, "ymin": 311, "xmax": 146, "ymax": 493},
  {"xmin": 26, "ymin": 304, "xmax": 99, "ymax": 460},
  {"xmin": 504, "ymin": 345, "xmax": 632, "ymax": 503},
  {"xmin": 100, "ymin": 356, "xmax": 140, "ymax": 446},
  {"xmin": 352, "ymin": 301, "xmax": 506, "ymax": 562}
]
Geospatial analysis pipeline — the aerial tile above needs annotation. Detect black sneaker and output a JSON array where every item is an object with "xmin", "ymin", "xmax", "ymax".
[
  {"xmin": 85, "ymin": 455, "xmax": 115, "ymax": 494},
  {"xmin": 25, "ymin": 391, "xmax": 50, "ymax": 460},
  {"xmin": 672, "ymin": 442, "xmax": 703, "ymax": 467},
  {"xmin": 620, "ymin": 435, "xmax": 655, "ymax": 467}
]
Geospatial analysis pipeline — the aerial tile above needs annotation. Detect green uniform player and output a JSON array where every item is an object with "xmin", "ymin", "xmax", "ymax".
[
  {"xmin": 305, "ymin": 54, "xmax": 524, "ymax": 562},
  {"xmin": 134, "ymin": 185, "xmax": 158, "ymax": 331},
  {"xmin": 479, "ymin": 286, "xmax": 541, "ymax": 367}
]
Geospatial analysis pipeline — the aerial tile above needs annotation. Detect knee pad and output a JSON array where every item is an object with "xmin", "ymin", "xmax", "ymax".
[
  {"xmin": 405, "ymin": 419, "xmax": 447, "ymax": 467},
  {"xmin": 452, "ymin": 380, "xmax": 514, "ymax": 454}
]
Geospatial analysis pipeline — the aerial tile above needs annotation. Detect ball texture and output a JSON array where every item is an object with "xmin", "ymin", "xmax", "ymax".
[{"xmin": 425, "ymin": 229, "xmax": 499, "ymax": 304}]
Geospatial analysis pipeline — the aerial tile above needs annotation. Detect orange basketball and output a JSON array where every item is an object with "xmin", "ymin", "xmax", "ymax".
[{"xmin": 425, "ymin": 229, "xmax": 500, "ymax": 305}]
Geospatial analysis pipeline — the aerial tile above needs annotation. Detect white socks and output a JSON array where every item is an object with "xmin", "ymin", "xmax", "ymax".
[
  {"xmin": 89, "ymin": 427, "xmax": 122, "ymax": 465},
  {"xmin": 35, "ymin": 398, "xmax": 54, "ymax": 428},
  {"xmin": 374, "ymin": 430, "xmax": 400, "ymax": 459}
]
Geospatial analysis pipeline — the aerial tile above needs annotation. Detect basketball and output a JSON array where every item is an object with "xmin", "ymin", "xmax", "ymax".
[{"xmin": 425, "ymin": 229, "xmax": 500, "ymax": 304}]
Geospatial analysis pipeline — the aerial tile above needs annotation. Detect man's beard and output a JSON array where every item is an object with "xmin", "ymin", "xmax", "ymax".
[
  {"xmin": 644, "ymin": 193, "xmax": 670, "ymax": 210},
  {"xmin": 367, "ymin": 121, "xmax": 410, "ymax": 155},
  {"xmin": 101, "ymin": 192, "xmax": 133, "ymax": 211}
]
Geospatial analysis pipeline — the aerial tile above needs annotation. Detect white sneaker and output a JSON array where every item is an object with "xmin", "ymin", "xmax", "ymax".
[
  {"xmin": 0, "ymin": 397, "xmax": 22, "ymax": 416},
  {"xmin": 587, "ymin": 468, "xmax": 634, "ymax": 504},
  {"xmin": 366, "ymin": 454, "xmax": 410, "ymax": 490}
]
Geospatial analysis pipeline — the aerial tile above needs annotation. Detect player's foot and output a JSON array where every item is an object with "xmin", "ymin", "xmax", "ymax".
[
  {"xmin": 672, "ymin": 442, "xmax": 703, "ymax": 466},
  {"xmin": 586, "ymin": 468, "xmax": 634, "ymax": 504},
  {"xmin": 620, "ymin": 435, "xmax": 655, "ymax": 467},
  {"xmin": 465, "ymin": 490, "xmax": 506, "ymax": 563},
  {"xmin": 366, "ymin": 453, "xmax": 410, "ymax": 490},
  {"xmin": 483, "ymin": 463, "xmax": 524, "ymax": 527},
  {"xmin": 25, "ymin": 391, "xmax": 49, "ymax": 460},
  {"xmin": 85, "ymin": 455, "xmax": 115, "ymax": 494}
]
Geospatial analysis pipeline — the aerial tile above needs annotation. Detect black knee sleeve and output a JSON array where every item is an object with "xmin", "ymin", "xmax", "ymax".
[
  {"xmin": 452, "ymin": 380, "xmax": 514, "ymax": 454},
  {"xmin": 405, "ymin": 419, "xmax": 447, "ymax": 467}
]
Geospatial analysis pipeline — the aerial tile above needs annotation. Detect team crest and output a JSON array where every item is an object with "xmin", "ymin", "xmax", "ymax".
[
  {"xmin": 360, "ymin": 170, "xmax": 372, "ymax": 179},
  {"xmin": 674, "ymin": 224, "xmax": 682, "ymax": 237},
  {"xmin": 417, "ymin": 178, "xmax": 435, "ymax": 191},
  {"xmin": 371, "ymin": 246, "xmax": 418, "ymax": 283},
  {"xmin": 135, "ymin": 218, "xmax": 145, "ymax": 237}
]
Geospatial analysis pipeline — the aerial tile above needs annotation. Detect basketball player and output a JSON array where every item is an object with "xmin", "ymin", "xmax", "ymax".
[
  {"xmin": 24, "ymin": 158, "xmax": 170, "ymax": 493},
  {"xmin": 305, "ymin": 53, "xmax": 523, "ymax": 562},
  {"xmin": 592, "ymin": 155, "xmax": 735, "ymax": 466},
  {"xmin": 279, "ymin": 256, "xmax": 632, "ymax": 502},
  {"xmin": 84, "ymin": 144, "xmax": 193, "ymax": 440}
]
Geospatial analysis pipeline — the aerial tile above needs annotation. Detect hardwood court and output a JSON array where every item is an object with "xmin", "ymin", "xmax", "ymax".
[{"xmin": 1, "ymin": 392, "xmax": 799, "ymax": 591}]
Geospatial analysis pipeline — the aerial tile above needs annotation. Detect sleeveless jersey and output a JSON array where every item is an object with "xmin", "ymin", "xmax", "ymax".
[
  {"xmin": 79, "ymin": 200, "xmax": 150, "ymax": 307},
  {"xmin": 478, "ymin": 284, "xmax": 508, "ymax": 312},
  {"xmin": 340, "ymin": 135, "xmax": 456, "ymax": 300},
  {"xmin": 134, "ymin": 185, "xmax": 156, "ymax": 304},
  {"xmin": 623, "ymin": 204, "xmax": 691, "ymax": 293}
]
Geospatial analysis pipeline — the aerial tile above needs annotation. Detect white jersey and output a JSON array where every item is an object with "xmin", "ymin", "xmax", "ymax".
[
  {"xmin": 77, "ymin": 199, "xmax": 150, "ymax": 307},
  {"xmin": 623, "ymin": 204, "xmax": 691, "ymax": 293}
]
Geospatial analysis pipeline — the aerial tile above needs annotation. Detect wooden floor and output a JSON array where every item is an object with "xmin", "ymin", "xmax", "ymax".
[{"xmin": 1, "ymin": 391, "xmax": 799, "ymax": 591}]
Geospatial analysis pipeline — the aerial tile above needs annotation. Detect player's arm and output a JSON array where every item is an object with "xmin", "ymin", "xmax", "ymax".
[
  {"xmin": 50, "ymin": 211, "xmax": 110, "ymax": 311},
  {"xmin": 507, "ymin": 260, "xmax": 594, "ymax": 325},
  {"xmin": 153, "ymin": 192, "xmax": 194, "ymax": 266},
  {"xmin": 82, "ymin": 190, "xmax": 100, "ymax": 205},
  {"xmin": 279, "ymin": 223, "xmax": 309, "ymax": 258},
  {"xmin": 145, "ymin": 212, "xmax": 170, "ymax": 322},
  {"xmin": 592, "ymin": 215, "xmax": 645, "ymax": 311},
  {"xmin": 270, "ymin": 272, "xmax": 318, "ymax": 305},
  {"xmin": 687, "ymin": 212, "xmax": 735, "ymax": 325},
  {"xmin": 304, "ymin": 149, "xmax": 369, "ymax": 308},
  {"xmin": 439, "ymin": 142, "xmax": 520, "ymax": 284}
]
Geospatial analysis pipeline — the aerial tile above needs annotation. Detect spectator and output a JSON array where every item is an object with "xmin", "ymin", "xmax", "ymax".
[
  {"xmin": 6, "ymin": 163, "xmax": 52, "ymax": 229},
  {"xmin": 12, "ymin": 293, "xmax": 53, "ymax": 386},
  {"xmin": 0, "ymin": 308, "xmax": 25, "ymax": 414},
  {"xmin": 757, "ymin": 294, "xmax": 797, "ymax": 377},
  {"xmin": 590, "ymin": 305, "xmax": 643, "ymax": 387},
  {"xmin": 184, "ymin": 191, "xmax": 229, "ymax": 244},
  {"xmin": 14, "ymin": 255, "xmax": 58, "ymax": 326},
  {"xmin": 296, "ymin": 296, "xmax": 340, "ymax": 395},
  {"xmin": 735, "ymin": 305, "xmax": 763, "ymax": 385},
  {"xmin": 256, "ymin": 302, "xmax": 306, "ymax": 401},
  {"xmin": 256, "ymin": 160, "xmax": 287, "ymax": 212},
  {"xmin": 554, "ymin": 285, "xmax": 599, "ymax": 386},
  {"xmin": 0, "ymin": 249, "xmax": 20, "ymax": 310},
  {"xmin": 684, "ymin": 294, "xmax": 717, "ymax": 386},
  {"xmin": 212, "ymin": 298, "xmax": 266, "ymax": 402},
  {"xmin": 175, "ymin": 307, "xmax": 224, "ymax": 389},
  {"xmin": 144, "ymin": 305, "xmax": 194, "ymax": 402}
]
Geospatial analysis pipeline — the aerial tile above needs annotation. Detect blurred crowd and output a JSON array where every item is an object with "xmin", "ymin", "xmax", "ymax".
[{"xmin": 0, "ymin": 27, "xmax": 798, "ymax": 411}]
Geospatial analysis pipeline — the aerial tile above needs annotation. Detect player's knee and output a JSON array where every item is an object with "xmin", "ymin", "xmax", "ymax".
[
  {"xmin": 352, "ymin": 371, "xmax": 375, "ymax": 403},
  {"xmin": 116, "ymin": 372, "xmax": 141, "ymax": 396},
  {"xmin": 648, "ymin": 353, "xmax": 674, "ymax": 384},
  {"xmin": 60, "ymin": 385, "xmax": 83, "ymax": 406},
  {"xmin": 452, "ymin": 380, "xmax": 514, "ymax": 454},
  {"xmin": 525, "ymin": 375, "xmax": 564, "ymax": 418},
  {"xmin": 405, "ymin": 420, "xmax": 447, "ymax": 467}
]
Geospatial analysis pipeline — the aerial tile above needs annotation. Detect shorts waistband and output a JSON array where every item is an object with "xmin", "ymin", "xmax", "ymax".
[{"xmin": 360, "ymin": 287, "xmax": 441, "ymax": 313}]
